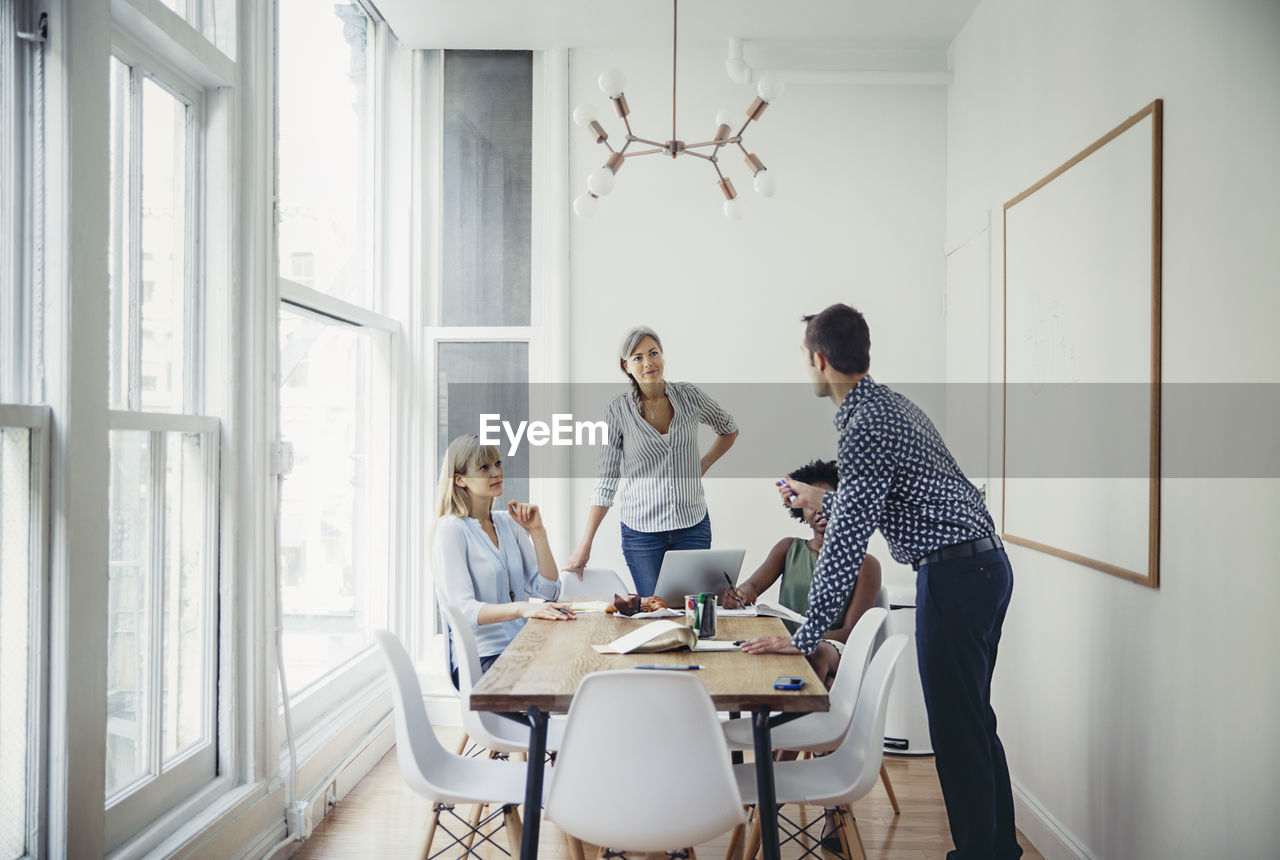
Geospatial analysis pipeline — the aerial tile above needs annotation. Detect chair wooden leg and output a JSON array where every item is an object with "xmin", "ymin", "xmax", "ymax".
[
  {"xmin": 840, "ymin": 805, "xmax": 868, "ymax": 860},
  {"xmin": 564, "ymin": 832, "xmax": 587, "ymax": 860},
  {"xmin": 502, "ymin": 804, "xmax": 523, "ymax": 856},
  {"xmin": 879, "ymin": 763, "xmax": 901, "ymax": 815},
  {"xmin": 462, "ymin": 801, "xmax": 485, "ymax": 852},
  {"xmin": 686, "ymin": 848, "xmax": 698, "ymax": 859},
  {"xmin": 796, "ymin": 802, "xmax": 813, "ymax": 852},
  {"xmin": 723, "ymin": 820, "xmax": 746, "ymax": 860},
  {"xmin": 742, "ymin": 806, "xmax": 763, "ymax": 860},
  {"xmin": 420, "ymin": 802, "xmax": 443, "ymax": 860},
  {"xmin": 455, "ymin": 732, "xmax": 470, "ymax": 756}
]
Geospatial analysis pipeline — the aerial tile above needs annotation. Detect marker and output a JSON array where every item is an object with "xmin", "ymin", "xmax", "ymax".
[
  {"xmin": 777, "ymin": 478, "xmax": 798, "ymax": 504},
  {"xmin": 634, "ymin": 664, "xmax": 703, "ymax": 671}
]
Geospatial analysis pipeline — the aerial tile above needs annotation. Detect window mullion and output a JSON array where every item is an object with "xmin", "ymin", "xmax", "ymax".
[
  {"xmin": 147, "ymin": 430, "xmax": 166, "ymax": 777},
  {"xmin": 127, "ymin": 66, "xmax": 144, "ymax": 412},
  {"xmin": 184, "ymin": 95, "xmax": 201, "ymax": 414}
]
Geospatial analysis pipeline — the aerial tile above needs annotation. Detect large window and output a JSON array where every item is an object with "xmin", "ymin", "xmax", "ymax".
[
  {"xmin": 2, "ymin": 3, "xmax": 46, "ymax": 857},
  {"xmin": 104, "ymin": 33, "xmax": 221, "ymax": 847},
  {"xmin": 431, "ymin": 51, "xmax": 535, "ymax": 498},
  {"xmin": 276, "ymin": 0, "xmax": 393, "ymax": 707},
  {"xmin": 277, "ymin": 306, "xmax": 390, "ymax": 693}
]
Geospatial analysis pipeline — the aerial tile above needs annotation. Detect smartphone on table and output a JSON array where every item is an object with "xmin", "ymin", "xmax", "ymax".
[{"xmin": 773, "ymin": 675, "xmax": 804, "ymax": 691}]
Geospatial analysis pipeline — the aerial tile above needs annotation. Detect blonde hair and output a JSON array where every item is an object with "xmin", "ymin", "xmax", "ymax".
[
  {"xmin": 435, "ymin": 434, "xmax": 503, "ymax": 520},
  {"xmin": 618, "ymin": 325, "xmax": 664, "ymax": 400}
]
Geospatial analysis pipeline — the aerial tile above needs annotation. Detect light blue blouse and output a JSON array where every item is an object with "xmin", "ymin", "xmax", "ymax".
[{"xmin": 434, "ymin": 511, "xmax": 561, "ymax": 659}]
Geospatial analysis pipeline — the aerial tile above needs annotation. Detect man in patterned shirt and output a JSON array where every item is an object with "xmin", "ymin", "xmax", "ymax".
[{"xmin": 741, "ymin": 303, "xmax": 1021, "ymax": 860}]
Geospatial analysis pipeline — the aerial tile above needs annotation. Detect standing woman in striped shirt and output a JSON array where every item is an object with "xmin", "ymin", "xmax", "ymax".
[{"xmin": 562, "ymin": 326, "xmax": 739, "ymax": 596}]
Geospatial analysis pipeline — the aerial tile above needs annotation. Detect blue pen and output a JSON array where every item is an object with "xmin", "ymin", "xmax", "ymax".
[{"xmin": 634, "ymin": 664, "xmax": 703, "ymax": 671}]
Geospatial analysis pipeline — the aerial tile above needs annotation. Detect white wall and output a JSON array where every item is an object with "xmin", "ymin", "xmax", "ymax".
[
  {"xmin": 562, "ymin": 43, "xmax": 949, "ymax": 591},
  {"xmin": 947, "ymin": 1, "xmax": 1280, "ymax": 857}
]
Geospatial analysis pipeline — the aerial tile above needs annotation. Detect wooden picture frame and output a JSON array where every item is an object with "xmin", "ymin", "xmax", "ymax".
[{"xmin": 1001, "ymin": 99, "xmax": 1162, "ymax": 587}]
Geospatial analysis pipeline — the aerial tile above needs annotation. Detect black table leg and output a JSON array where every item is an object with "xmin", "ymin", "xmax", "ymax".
[
  {"xmin": 730, "ymin": 711, "xmax": 743, "ymax": 764},
  {"xmin": 520, "ymin": 706, "xmax": 548, "ymax": 860},
  {"xmin": 752, "ymin": 707, "xmax": 781, "ymax": 860}
]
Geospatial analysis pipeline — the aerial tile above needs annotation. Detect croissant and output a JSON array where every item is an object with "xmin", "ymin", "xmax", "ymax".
[{"xmin": 604, "ymin": 593, "xmax": 668, "ymax": 616}]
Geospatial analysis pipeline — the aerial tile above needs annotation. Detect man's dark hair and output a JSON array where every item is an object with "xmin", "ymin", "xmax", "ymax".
[
  {"xmin": 784, "ymin": 459, "xmax": 839, "ymax": 520},
  {"xmin": 802, "ymin": 303, "xmax": 870, "ymax": 375}
]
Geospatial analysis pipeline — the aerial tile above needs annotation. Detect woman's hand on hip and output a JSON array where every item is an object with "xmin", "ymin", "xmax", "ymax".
[{"xmin": 507, "ymin": 500, "xmax": 544, "ymax": 532}]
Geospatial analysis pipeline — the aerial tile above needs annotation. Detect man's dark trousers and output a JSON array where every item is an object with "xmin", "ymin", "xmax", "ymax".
[{"xmin": 916, "ymin": 546, "xmax": 1022, "ymax": 860}]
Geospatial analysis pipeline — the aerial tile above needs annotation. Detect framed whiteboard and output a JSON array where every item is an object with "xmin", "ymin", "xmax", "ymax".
[{"xmin": 1002, "ymin": 100, "xmax": 1162, "ymax": 587}]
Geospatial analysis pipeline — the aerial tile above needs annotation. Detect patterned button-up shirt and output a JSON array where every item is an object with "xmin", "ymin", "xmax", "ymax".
[{"xmin": 791, "ymin": 376, "xmax": 994, "ymax": 653}]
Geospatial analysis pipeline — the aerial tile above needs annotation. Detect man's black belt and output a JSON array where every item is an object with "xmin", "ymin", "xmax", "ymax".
[{"xmin": 912, "ymin": 535, "xmax": 1003, "ymax": 571}]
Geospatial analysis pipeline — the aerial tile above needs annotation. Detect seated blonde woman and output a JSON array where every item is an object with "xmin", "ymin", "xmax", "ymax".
[{"xmin": 434, "ymin": 433, "xmax": 575, "ymax": 687}]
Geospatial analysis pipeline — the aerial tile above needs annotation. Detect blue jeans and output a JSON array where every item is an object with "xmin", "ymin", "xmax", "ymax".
[
  {"xmin": 916, "ymin": 547, "xmax": 1021, "ymax": 860},
  {"xmin": 620, "ymin": 514, "xmax": 712, "ymax": 596}
]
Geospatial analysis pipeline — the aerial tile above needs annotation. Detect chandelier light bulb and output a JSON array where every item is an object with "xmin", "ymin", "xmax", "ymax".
[
  {"xmin": 587, "ymin": 168, "xmax": 616, "ymax": 197},
  {"xmin": 723, "ymin": 198, "xmax": 744, "ymax": 220},
  {"xmin": 757, "ymin": 73, "xmax": 786, "ymax": 104},
  {"xmin": 572, "ymin": 104, "xmax": 597, "ymax": 127},
  {"xmin": 715, "ymin": 108, "xmax": 735, "ymax": 128},
  {"xmin": 754, "ymin": 169, "xmax": 777, "ymax": 197},
  {"xmin": 598, "ymin": 68, "xmax": 627, "ymax": 99},
  {"xmin": 573, "ymin": 193, "xmax": 599, "ymax": 218}
]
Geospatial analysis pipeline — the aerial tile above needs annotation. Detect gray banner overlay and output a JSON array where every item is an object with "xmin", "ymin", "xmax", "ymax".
[{"xmin": 443, "ymin": 383, "xmax": 1280, "ymax": 479}]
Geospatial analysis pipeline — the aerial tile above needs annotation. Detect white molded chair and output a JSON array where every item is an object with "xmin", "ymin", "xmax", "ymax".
[
  {"xmin": 733, "ymin": 634, "xmax": 909, "ymax": 860},
  {"xmin": 375, "ymin": 630, "xmax": 541, "ymax": 858},
  {"xmin": 545, "ymin": 670, "xmax": 748, "ymax": 855},
  {"xmin": 557, "ymin": 566, "xmax": 628, "ymax": 600},
  {"xmin": 442, "ymin": 603, "xmax": 566, "ymax": 756},
  {"xmin": 721, "ymin": 607, "xmax": 887, "ymax": 754}
]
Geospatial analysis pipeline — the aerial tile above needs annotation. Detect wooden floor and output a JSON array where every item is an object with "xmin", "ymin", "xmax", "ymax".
[{"xmin": 292, "ymin": 726, "xmax": 1043, "ymax": 860}]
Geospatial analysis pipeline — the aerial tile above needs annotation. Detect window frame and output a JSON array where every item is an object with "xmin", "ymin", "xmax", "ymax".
[
  {"xmin": 0, "ymin": 404, "xmax": 52, "ymax": 860},
  {"xmin": 101, "ymin": 4, "xmax": 233, "ymax": 852}
]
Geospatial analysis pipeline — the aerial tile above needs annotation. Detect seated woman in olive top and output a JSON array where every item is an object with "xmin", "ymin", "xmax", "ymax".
[{"xmin": 721, "ymin": 458, "xmax": 881, "ymax": 688}]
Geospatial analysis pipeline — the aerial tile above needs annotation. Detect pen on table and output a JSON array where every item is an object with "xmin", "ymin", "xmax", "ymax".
[
  {"xmin": 634, "ymin": 664, "xmax": 703, "ymax": 671},
  {"xmin": 722, "ymin": 570, "xmax": 746, "ymax": 608}
]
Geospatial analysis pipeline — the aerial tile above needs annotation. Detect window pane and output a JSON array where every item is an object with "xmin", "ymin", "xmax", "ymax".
[
  {"xmin": 277, "ymin": 0, "xmax": 372, "ymax": 308},
  {"xmin": 436, "ymin": 342, "xmax": 529, "ymax": 504},
  {"xmin": 0, "ymin": 427, "xmax": 31, "ymax": 857},
  {"xmin": 161, "ymin": 432, "xmax": 210, "ymax": 762},
  {"xmin": 108, "ymin": 64, "xmax": 191, "ymax": 414},
  {"xmin": 279, "ymin": 307, "xmax": 389, "ymax": 693},
  {"xmin": 139, "ymin": 78, "xmax": 187, "ymax": 413},
  {"xmin": 442, "ymin": 51, "xmax": 532, "ymax": 326},
  {"xmin": 106, "ymin": 430, "xmax": 154, "ymax": 796}
]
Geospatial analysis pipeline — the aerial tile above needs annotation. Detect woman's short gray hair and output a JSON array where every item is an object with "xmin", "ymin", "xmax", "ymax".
[{"xmin": 618, "ymin": 325, "xmax": 663, "ymax": 364}]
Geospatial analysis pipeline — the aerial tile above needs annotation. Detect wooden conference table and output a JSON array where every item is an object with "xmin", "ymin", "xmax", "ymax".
[{"xmin": 470, "ymin": 612, "xmax": 829, "ymax": 860}]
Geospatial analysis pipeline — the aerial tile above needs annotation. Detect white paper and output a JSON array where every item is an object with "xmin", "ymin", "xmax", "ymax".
[
  {"xmin": 756, "ymin": 600, "xmax": 807, "ymax": 625},
  {"xmin": 593, "ymin": 620, "xmax": 686, "ymax": 654},
  {"xmin": 691, "ymin": 640, "xmax": 743, "ymax": 652}
]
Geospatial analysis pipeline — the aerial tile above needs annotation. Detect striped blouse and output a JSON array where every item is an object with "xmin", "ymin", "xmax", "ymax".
[{"xmin": 590, "ymin": 381, "xmax": 738, "ymax": 533}]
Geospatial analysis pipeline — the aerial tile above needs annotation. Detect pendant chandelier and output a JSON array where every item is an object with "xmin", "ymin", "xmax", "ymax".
[{"xmin": 572, "ymin": 0, "xmax": 785, "ymax": 220}]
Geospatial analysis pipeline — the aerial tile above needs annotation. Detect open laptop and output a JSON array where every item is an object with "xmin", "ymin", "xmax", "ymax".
[{"xmin": 652, "ymin": 548, "xmax": 747, "ymax": 609}]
